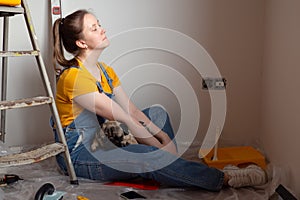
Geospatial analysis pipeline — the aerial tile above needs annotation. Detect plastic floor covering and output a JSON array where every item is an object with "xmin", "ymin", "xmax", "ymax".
[{"xmin": 0, "ymin": 148, "xmax": 284, "ymax": 200}]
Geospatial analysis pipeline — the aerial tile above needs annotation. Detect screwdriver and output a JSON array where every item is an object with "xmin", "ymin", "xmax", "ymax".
[{"xmin": 0, "ymin": 174, "xmax": 23, "ymax": 186}]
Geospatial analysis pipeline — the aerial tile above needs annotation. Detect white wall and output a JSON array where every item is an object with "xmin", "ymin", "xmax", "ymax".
[
  {"xmin": 0, "ymin": 0, "xmax": 53, "ymax": 145},
  {"xmin": 261, "ymin": 0, "xmax": 300, "ymax": 196},
  {"xmin": 59, "ymin": 0, "xmax": 265, "ymax": 152},
  {"xmin": 1, "ymin": 0, "xmax": 264, "ymax": 156}
]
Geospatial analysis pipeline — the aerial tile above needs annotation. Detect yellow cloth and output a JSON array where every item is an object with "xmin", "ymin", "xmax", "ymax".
[
  {"xmin": 0, "ymin": 0, "xmax": 21, "ymax": 6},
  {"xmin": 77, "ymin": 196, "xmax": 90, "ymax": 200},
  {"xmin": 55, "ymin": 61, "xmax": 120, "ymax": 127}
]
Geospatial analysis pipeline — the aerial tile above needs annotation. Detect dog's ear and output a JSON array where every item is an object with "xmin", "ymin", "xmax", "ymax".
[
  {"xmin": 101, "ymin": 119, "xmax": 110, "ymax": 128},
  {"xmin": 119, "ymin": 123, "xmax": 130, "ymax": 135}
]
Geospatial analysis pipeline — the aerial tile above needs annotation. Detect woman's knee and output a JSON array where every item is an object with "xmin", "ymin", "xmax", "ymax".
[{"xmin": 143, "ymin": 106, "xmax": 169, "ymax": 123}]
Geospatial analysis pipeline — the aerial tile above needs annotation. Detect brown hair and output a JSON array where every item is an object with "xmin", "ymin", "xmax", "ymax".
[{"xmin": 52, "ymin": 9, "xmax": 90, "ymax": 68}]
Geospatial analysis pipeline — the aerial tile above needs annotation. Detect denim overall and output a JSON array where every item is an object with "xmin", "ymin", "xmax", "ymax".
[{"xmin": 52, "ymin": 64, "xmax": 224, "ymax": 191}]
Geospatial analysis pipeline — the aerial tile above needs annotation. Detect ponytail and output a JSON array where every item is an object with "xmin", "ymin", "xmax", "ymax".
[{"xmin": 52, "ymin": 10, "xmax": 90, "ymax": 70}]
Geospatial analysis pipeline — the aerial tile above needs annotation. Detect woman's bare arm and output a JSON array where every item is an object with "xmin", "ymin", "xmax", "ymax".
[
  {"xmin": 74, "ymin": 92, "xmax": 168, "ymax": 151},
  {"xmin": 113, "ymin": 86, "xmax": 177, "ymax": 155}
]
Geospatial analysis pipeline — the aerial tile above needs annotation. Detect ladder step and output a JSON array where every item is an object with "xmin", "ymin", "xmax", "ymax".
[
  {"xmin": 0, "ymin": 6, "xmax": 24, "ymax": 16},
  {"xmin": 0, "ymin": 50, "xmax": 39, "ymax": 57},
  {"xmin": 0, "ymin": 96, "xmax": 52, "ymax": 110},
  {"xmin": 0, "ymin": 0, "xmax": 78, "ymax": 183},
  {"xmin": 0, "ymin": 143, "xmax": 65, "ymax": 167}
]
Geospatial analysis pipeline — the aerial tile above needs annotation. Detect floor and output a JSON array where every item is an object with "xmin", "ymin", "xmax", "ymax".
[{"xmin": 0, "ymin": 146, "xmax": 280, "ymax": 200}]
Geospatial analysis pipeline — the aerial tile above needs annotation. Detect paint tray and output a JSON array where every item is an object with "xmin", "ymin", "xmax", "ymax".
[
  {"xmin": 201, "ymin": 146, "xmax": 267, "ymax": 169},
  {"xmin": 0, "ymin": 0, "xmax": 21, "ymax": 6}
]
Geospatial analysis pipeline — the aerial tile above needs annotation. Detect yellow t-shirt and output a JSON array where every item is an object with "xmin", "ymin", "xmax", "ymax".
[{"xmin": 55, "ymin": 61, "xmax": 121, "ymax": 127}]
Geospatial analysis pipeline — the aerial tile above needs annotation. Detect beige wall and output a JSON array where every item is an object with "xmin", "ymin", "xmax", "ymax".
[
  {"xmin": 261, "ymin": 0, "xmax": 300, "ymax": 196},
  {"xmin": 199, "ymin": 0, "xmax": 265, "ymax": 147}
]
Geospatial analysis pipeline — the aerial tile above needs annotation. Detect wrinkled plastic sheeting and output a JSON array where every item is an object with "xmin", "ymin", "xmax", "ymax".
[
  {"xmin": 0, "ymin": 141, "xmax": 16, "ymax": 157},
  {"xmin": 0, "ymin": 153, "xmax": 293, "ymax": 200}
]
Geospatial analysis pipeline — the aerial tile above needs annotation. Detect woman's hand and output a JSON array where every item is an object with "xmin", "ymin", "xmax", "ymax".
[
  {"xmin": 113, "ymin": 86, "xmax": 178, "ymax": 155},
  {"xmin": 124, "ymin": 118, "xmax": 177, "ymax": 155},
  {"xmin": 153, "ymin": 131, "xmax": 178, "ymax": 155}
]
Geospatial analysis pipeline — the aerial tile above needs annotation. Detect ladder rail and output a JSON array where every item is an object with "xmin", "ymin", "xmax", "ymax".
[
  {"xmin": 20, "ymin": 0, "xmax": 78, "ymax": 184},
  {"xmin": 0, "ymin": 15, "xmax": 9, "ymax": 141}
]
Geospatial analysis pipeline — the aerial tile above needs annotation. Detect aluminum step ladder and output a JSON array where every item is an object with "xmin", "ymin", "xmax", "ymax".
[{"xmin": 0, "ymin": 0, "xmax": 78, "ymax": 184}]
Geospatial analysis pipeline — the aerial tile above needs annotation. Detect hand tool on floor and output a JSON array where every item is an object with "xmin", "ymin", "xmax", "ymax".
[{"xmin": 0, "ymin": 174, "xmax": 23, "ymax": 186}]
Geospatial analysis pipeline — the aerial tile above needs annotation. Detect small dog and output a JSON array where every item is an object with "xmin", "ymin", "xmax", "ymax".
[{"xmin": 91, "ymin": 120, "xmax": 138, "ymax": 151}]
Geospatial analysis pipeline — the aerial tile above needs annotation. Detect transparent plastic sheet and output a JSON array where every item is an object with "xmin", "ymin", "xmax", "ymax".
[
  {"xmin": 0, "ymin": 141, "xmax": 15, "ymax": 157},
  {"xmin": 0, "ymin": 146, "xmax": 291, "ymax": 200}
]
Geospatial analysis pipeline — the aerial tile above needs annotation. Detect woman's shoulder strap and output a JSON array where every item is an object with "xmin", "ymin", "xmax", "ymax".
[{"xmin": 98, "ymin": 62, "xmax": 114, "ymax": 90}]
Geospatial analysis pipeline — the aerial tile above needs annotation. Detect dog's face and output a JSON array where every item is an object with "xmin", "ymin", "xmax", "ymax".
[
  {"xmin": 102, "ymin": 121, "xmax": 125, "ymax": 138},
  {"xmin": 90, "ymin": 120, "xmax": 138, "ymax": 151}
]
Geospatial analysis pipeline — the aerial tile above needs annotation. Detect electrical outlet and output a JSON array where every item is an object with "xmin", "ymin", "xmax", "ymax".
[{"xmin": 202, "ymin": 78, "xmax": 227, "ymax": 90}]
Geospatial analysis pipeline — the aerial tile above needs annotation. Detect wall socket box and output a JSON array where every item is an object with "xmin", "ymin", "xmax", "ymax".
[{"xmin": 202, "ymin": 78, "xmax": 227, "ymax": 90}]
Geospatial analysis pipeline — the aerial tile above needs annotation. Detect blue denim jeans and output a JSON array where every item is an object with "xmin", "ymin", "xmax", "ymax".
[{"xmin": 54, "ymin": 106, "xmax": 224, "ymax": 191}]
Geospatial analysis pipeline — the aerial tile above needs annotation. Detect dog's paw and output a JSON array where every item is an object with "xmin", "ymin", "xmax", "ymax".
[
  {"xmin": 90, "ymin": 139, "xmax": 99, "ymax": 152},
  {"xmin": 123, "ymin": 134, "xmax": 138, "ymax": 145},
  {"xmin": 90, "ymin": 128, "xmax": 109, "ymax": 151}
]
